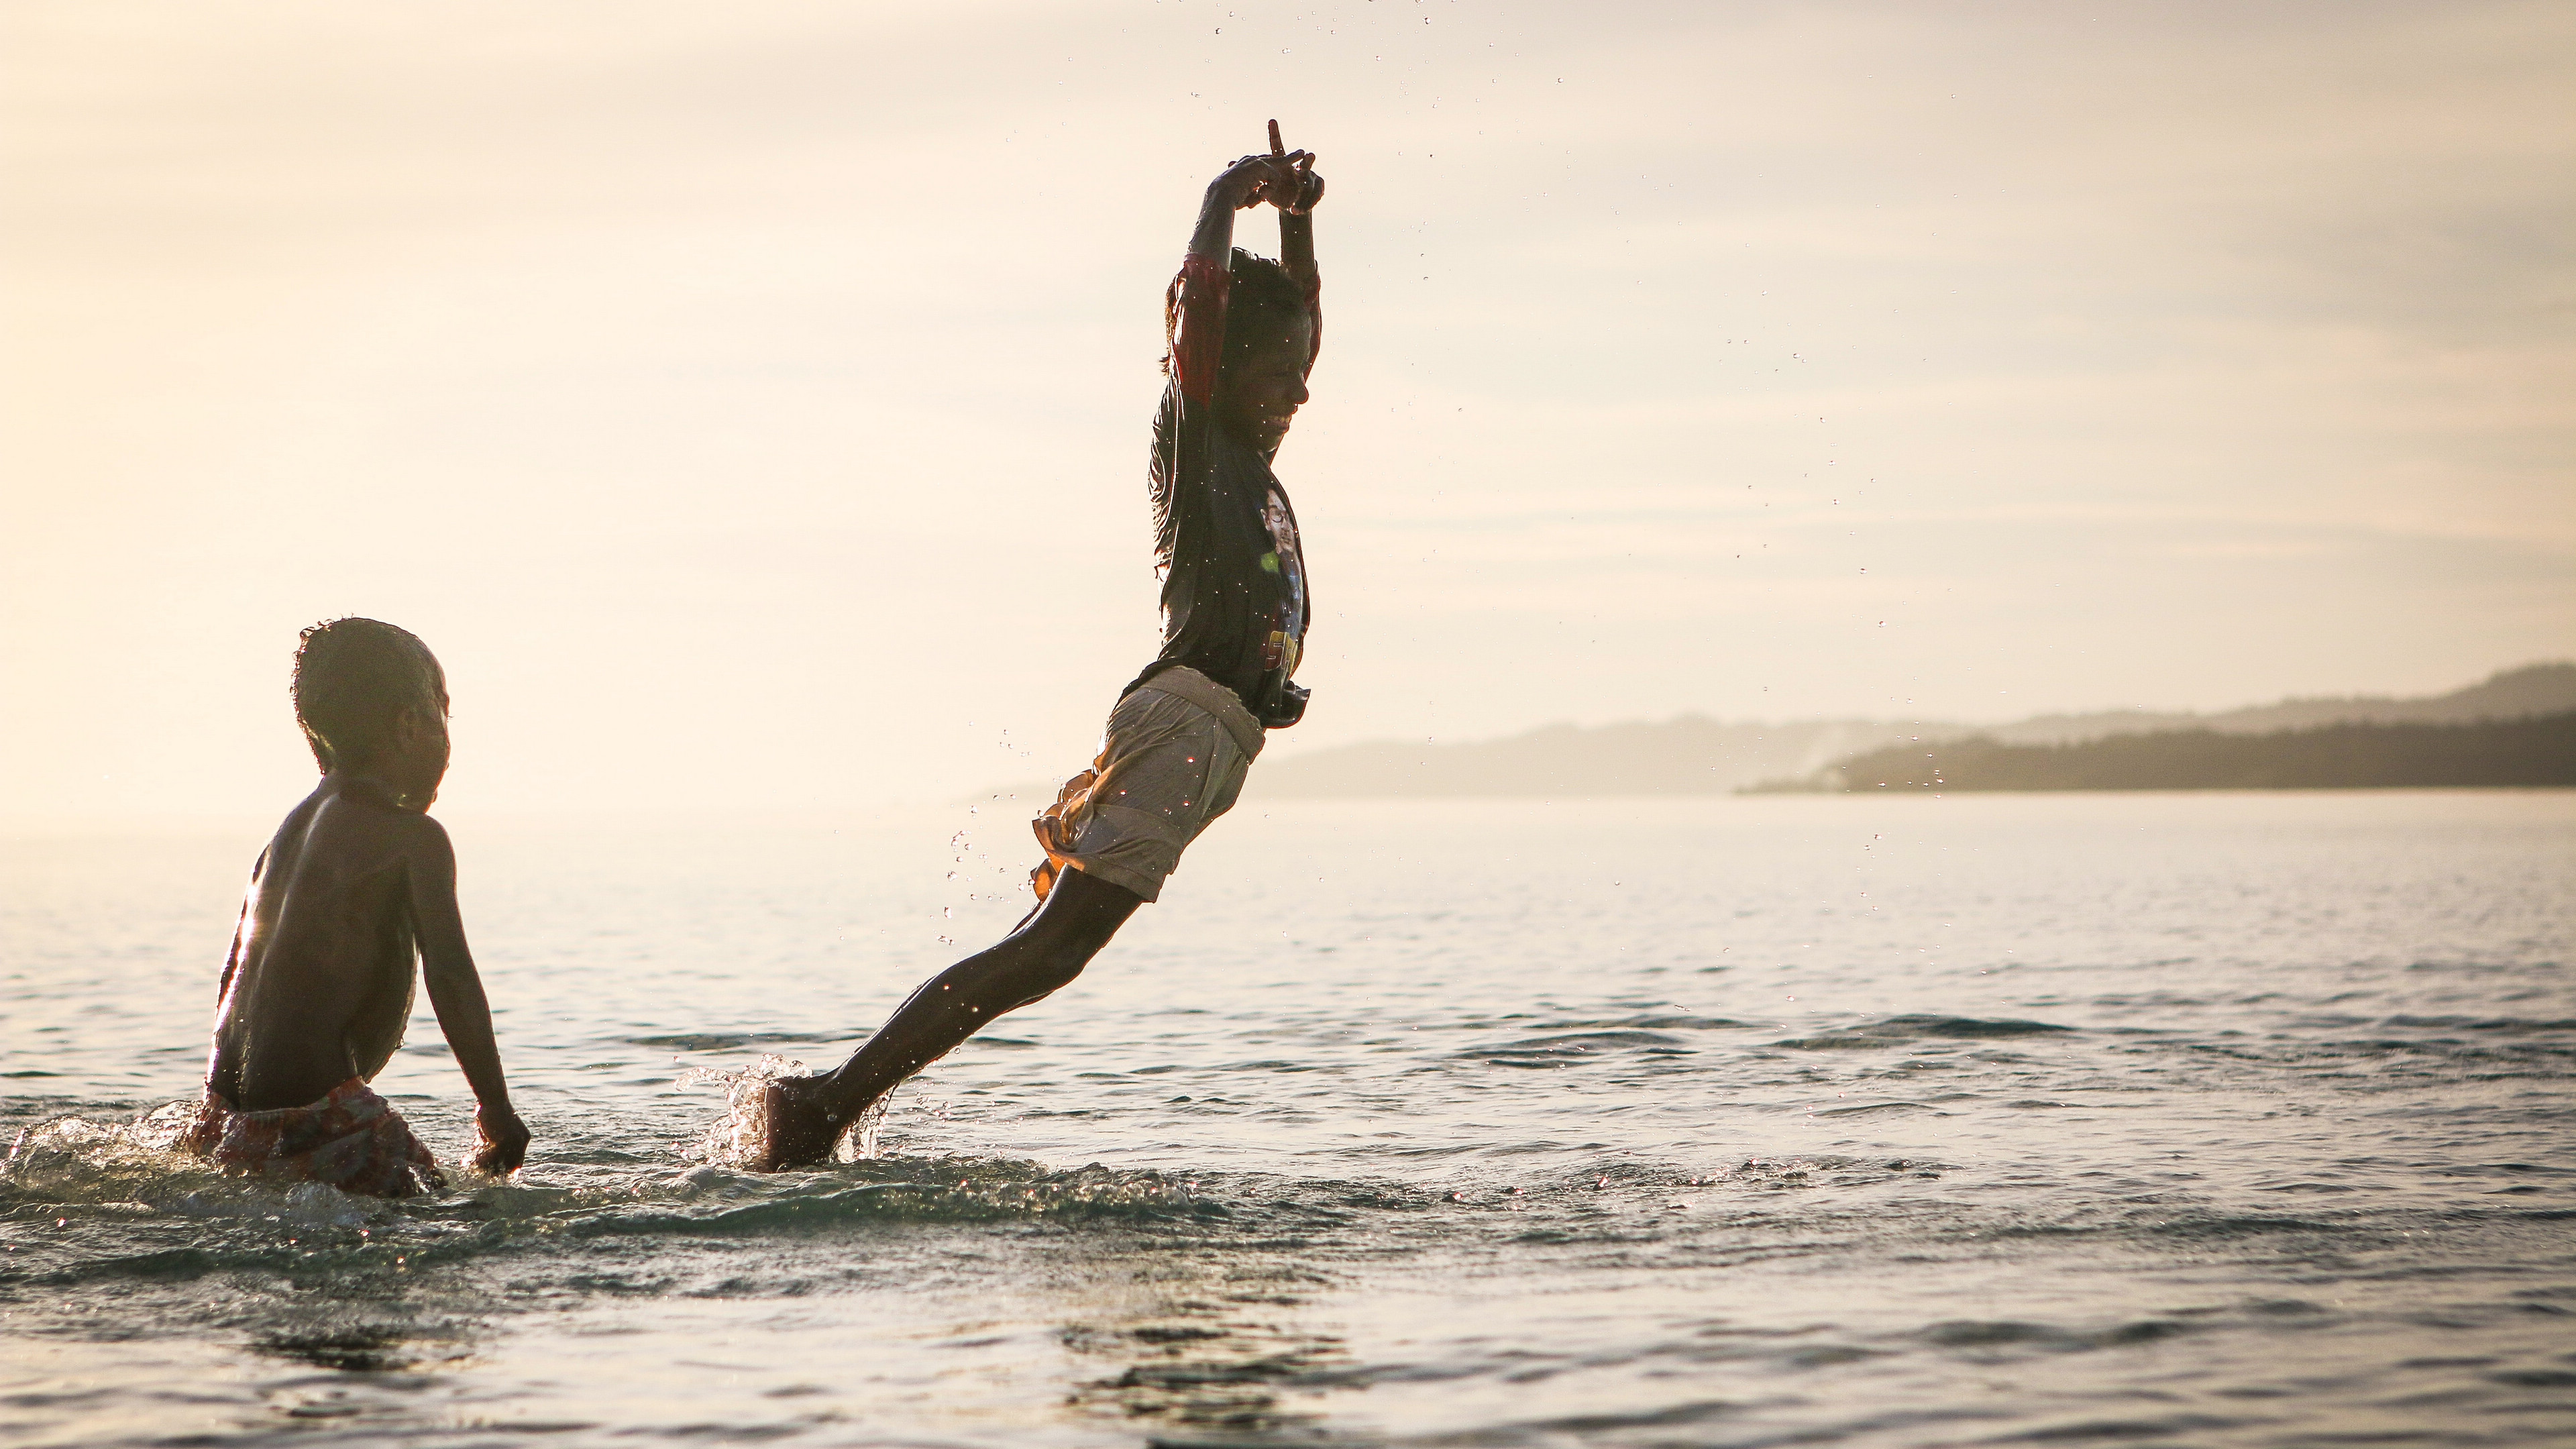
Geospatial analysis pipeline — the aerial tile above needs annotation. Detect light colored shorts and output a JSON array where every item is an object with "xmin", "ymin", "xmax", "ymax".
[{"xmin": 1031, "ymin": 666, "xmax": 1266, "ymax": 904}]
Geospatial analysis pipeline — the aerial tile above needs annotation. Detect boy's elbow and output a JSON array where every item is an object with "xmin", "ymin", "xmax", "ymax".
[{"xmin": 418, "ymin": 953, "xmax": 485, "ymax": 996}]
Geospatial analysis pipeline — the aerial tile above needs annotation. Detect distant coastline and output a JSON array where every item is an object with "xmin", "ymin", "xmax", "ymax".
[
  {"xmin": 1750, "ymin": 711, "xmax": 2576, "ymax": 793},
  {"xmin": 1211, "ymin": 663, "xmax": 2576, "ymax": 800}
]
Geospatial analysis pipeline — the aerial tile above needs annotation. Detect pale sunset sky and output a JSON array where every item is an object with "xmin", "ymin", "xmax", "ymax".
[{"xmin": 4, "ymin": 0, "xmax": 2569, "ymax": 823}]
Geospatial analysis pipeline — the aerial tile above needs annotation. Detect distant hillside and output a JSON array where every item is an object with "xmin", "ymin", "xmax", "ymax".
[
  {"xmin": 1242, "ymin": 663, "xmax": 2573, "ymax": 800},
  {"xmin": 1778, "ymin": 711, "xmax": 2576, "ymax": 792},
  {"xmin": 1982, "ymin": 662, "xmax": 2576, "ymax": 745}
]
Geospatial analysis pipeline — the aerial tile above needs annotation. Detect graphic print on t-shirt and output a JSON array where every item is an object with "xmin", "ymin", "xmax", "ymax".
[{"xmin": 1260, "ymin": 488, "xmax": 1307, "ymax": 677}]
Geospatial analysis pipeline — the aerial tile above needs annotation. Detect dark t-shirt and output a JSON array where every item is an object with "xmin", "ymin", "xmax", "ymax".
[{"xmin": 1126, "ymin": 253, "xmax": 1320, "ymax": 723}]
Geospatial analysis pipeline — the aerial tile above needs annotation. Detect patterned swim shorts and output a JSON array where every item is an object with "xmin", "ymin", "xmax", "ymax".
[{"xmin": 182, "ymin": 1077, "xmax": 447, "ymax": 1199}]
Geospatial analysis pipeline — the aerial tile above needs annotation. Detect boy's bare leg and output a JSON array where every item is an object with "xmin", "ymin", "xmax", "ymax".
[{"xmin": 751, "ymin": 868, "xmax": 1142, "ymax": 1170}]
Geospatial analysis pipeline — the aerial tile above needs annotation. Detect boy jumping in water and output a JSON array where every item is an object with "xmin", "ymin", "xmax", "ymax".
[
  {"xmin": 751, "ymin": 129, "xmax": 1328, "ymax": 1170},
  {"xmin": 187, "ymin": 618, "xmax": 529, "ymax": 1197}
]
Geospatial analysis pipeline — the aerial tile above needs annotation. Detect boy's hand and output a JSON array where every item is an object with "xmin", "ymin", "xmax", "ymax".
[
  {"xmin": 1281, "ymin": 160, "xmax": 1324, "ymax": 215},
  {"xmin": 1265, "ymin": 120, "xmax": 1323, "ymax": 215},
  {"xmin": 1209, "ymin": 152, "xmax": 1309, "ymax": 211},
  {"xmin": 474, "ymin": 1104, "xmax": 531, "ymax": 1174}
]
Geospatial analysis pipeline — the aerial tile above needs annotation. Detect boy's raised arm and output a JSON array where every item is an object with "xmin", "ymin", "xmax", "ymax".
[
  {"xmin": 1279, "ymin": 206, "xmax": 1318, "ymax": 286},
  {"xmin": 1271, "ymin": 119, "xmax": 1322, "ymax": 290},
  {"xmin": 1277, "ymin": 154, "xmax": 1323, "ymax": 374},
  {"xmin": 1172, "ymin": 147, "xmax": 1310, "ymax": 407},
  {"xmin": 405, "ymin": 820, "xmax": 529, "ymax": 1173}
]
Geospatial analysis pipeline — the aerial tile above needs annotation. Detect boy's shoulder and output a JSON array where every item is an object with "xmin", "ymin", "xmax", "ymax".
[{"xmin": 291, "ymin": 778, "xmax": 453, "ymax": 863}]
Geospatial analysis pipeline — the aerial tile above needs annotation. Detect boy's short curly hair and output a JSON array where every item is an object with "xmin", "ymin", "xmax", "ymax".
[
  {"xmin": 290, "ymin": 618, "xmax": 444, "ymax": 771},
  {"xmin": 1162, "ymin": 248, "xmax": 1310, "ymax": 378}
]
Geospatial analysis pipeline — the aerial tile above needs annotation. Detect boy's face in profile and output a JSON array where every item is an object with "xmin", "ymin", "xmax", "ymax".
[
  {"xmin": 384, "ymin": 671, "xmax": 451, "ymax": 812},
  {"xmin": 1218, "ymin": 316, "xmax": 1315, "ymax": 452}
]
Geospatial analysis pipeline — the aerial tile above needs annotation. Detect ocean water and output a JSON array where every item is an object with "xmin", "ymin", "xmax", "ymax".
[{"xmin": 3, "ymin": 791, "xmax": 2571, "ymax": 1448}]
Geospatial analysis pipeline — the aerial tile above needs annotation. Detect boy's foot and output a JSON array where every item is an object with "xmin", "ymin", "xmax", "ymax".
[{"xmin": 748, "ymin": 1074, "xmax": 845, "ymax": 1171}]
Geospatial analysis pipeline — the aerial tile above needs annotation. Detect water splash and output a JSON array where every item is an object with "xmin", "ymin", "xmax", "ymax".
[
  {"xmin": 680, "ymin": 1055, "xmax": 888, "ymax": 1168},
  {"xmin": 1, "ymin": 1104, "xmax": 393, "ymax": 1225},
  {"xmin": 3, "ymin": 1102, "xmax": 197, "ymax": 1192}
]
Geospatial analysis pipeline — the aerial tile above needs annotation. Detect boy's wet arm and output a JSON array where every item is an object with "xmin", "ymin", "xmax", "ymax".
[
  {"xmin": 213, "ymin": 896, "xmax": 252, "ymax": 1008},
  {"xmin": 211, "ymin": 845, "xmax": 270, "ymax": 1007},
  {"xmin": 1280, "ymin": 207, "xmax": 1317, "ymax": 282},
  {"xmin": 1281, "ymin": 206, "xmax": 1322, "ymax": 374},
  {"xmin": 401, "ymin": 818, "xmax": 526, "ymax": 1169}
]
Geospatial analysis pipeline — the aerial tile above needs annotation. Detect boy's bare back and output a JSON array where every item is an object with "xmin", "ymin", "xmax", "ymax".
[{"xmin": 208, "ymin": 777, "xmax": 460, "ymax": 1111}]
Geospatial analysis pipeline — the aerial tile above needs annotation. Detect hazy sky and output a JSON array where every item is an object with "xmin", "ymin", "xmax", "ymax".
[{"xmin": 5, "ymin": 0, "xmax": 2570, "ymax": 822}]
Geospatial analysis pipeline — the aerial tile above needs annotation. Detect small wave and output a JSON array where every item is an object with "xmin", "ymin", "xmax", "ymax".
[
  {"xmin": 568, "ymin": 1163, "xmax": 1214, "ymax": 1236},
  {"xmin": 1463, "ymin": 1030, "xmax": 1692, "ymax": 1068},
  {"xmin": 254, "ymin": 1322, "xmax": 470, "ymax": 1373},
  {"xmin": 1522, "ymin": 1014, "xmax": 1758, "ymax": 1032},
  {"xmin": 2375, "ymin": 1015, "xmax": 2576, "ymax": 1034},
  {"xmin": 2147, "ymin": 1215, "xmax": 2347, "ymax": 1240},
  {"xmin": 1999, "ymin": 1413, "xmax": 2247, "ymax": 1442},
  {"xmin": 1812, "ymin": 1100, "xmax": 1942, "ymax": 1118},
  {"xmin": 2491, "ymin": 1368, "xmax": 2576, "ymax": 1387},
  {"xmin": 625, "ymin": 1031, "xmax": 849, "ymax": 1052},
  {"xmin": 1779, "ymin": 1015, "xmax": 2076, "ymax": 1050},
  {"xmin": 2429, "ymin": 1161, "xmax": 2573, "ymax": 1179},
  {"xmin": 1923, "ymin": 1320, "xmax": 2082, "ymax": 1350},
  {"xmin": 1495, "ymin": 1398, "xmax": 1745, "ymax": 1438},
  {"xmin": 2166, "ymin": 1032, "xmax": 2575, "ymax": 1074},
  {"xmin": 1921, "ymin": 1317, "xmax": 2203, "ymax": 1357}
]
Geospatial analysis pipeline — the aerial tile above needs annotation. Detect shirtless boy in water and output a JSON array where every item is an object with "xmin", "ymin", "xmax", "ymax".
[
  {"xmin": 189, "ymin": 618, "xmax": 529, "ymax": 1197},
  {"xmin": 750, "ymin": 129, "xmax": 1328, "ymax": 1169}
]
